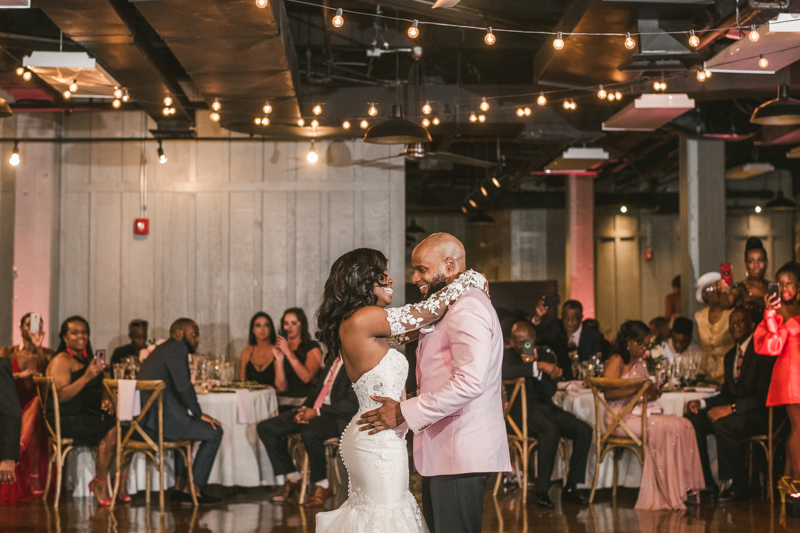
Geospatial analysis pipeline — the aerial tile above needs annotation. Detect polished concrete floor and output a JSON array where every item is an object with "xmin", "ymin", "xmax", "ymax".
[{"xmin": 1, "ymin": 478, "xmax": 798, "ymax": 533}]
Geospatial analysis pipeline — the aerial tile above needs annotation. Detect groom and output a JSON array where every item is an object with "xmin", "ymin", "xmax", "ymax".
[{"xmin": 358, "ymin": 233, "xmax": 511, "ymax": 533}]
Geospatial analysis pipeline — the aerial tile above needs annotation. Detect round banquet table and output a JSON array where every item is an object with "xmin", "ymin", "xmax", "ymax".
[
  {"xmin": 551, "ymin": 387, "xmax": 719, "ymax": 490},
  {"xmin": 64, "ymin": 387, "xmax": 279, "ymax": 498}
]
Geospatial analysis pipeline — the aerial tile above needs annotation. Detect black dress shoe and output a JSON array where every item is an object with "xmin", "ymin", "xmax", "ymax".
[
  {"xmin": 536, "ymin": 492, "xmax": 554, "ymax": 509},
  {"xmin": 171, "ymin": 490, "xmax": 194, "ymax": 503},
  {"xmin": 561, "ymin": 486, "xmax": 588, "ymax": 506},
  {"xmin": 196, "ymin": 493, "xmax": 223, "ymax": 505}
]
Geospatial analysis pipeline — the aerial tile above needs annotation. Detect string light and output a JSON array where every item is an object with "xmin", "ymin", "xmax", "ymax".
[
  {"xmin": 342, "ymin": 120, "xmax": 351, "ymax": 129},
  {"xmin": 607, "ymin": 92, "xmax": 616, "ymax": 101},
  {"xmin": 524, "ymin": 107, "xmax": 531, "ymax": 116},
  {"xmin": 257, "ymin": 117, "xmax": 270, "ymax": 126},
  {"xmin": 469, "ymin": 199, "xmax": 477, "ymax": 208},
  {"xmin": 624, "ymin": 33, "xmax": 636, "ymax": 50},
  {"xmin": 462, "ymin": 206, "xmax": 468, "ymax": 214},
  {"xmin": 478, "ymin": 114, "xmax": 486, "ymax": 123},
  {"xmin": 620, "ymin": 206, "xmax": 628, "ymax": 214},
  {"xmin": 15, "ymin": 67, "xmax": 24, "ymax": 76},
  {"xmin": 422, "ymin": 118, "xmax": 430, "ymax": 127},
  {"xmin": 755, "ymin": 205, "xmax": 762, "ymax": 214},
  {"xmin": 22, "ymin": 70, "xmax": 31, "ymax": 81},
  {"xmin": 480, "ymin": 186, "xmax": 488, "ymax": 196},
  {"xmin": 9, "ymin": 143, "xmax": 20, "ymax": 167},
  {"xmin": 408, "ymin": 20, "xmax": 419, "ymax": 39},
  {"xmin": 69, "ymin": 79, "xmax": 78, "ymax": 93},
  {"xmin": 63, "ymin": 90, "xmax": 71, "ymax": 100},
  {"xmin": 162, "ymin": 106, "xmax": 171, "ymax": 116},
  {"xmin": 332, "ymin": 8, "xmax": 344, "ymax": 28},
  {"xmin": 164, "ymin": 94, "xmax": 173, "ymax": 107},
  {"xmin": 313, "ymin": 104, "xmax": 322, "ymax": 115},
  {"xmin": 256, "ymin": 0, "xmax": 268, "ymax": 8},
  {"xmin": 122, "ymin": 88, "xmax": 130, "ymax": 102},
  {"xmin": 112, "ymin": 98, "xmax": 121, "ymax": 109},
  {"xmin": 310, "ymin": 119, "xmax": 319, "ymax": 128},
  {"xmin": 614, "ymin": 91, "xmax": 622, "ymax": 100},
  {"xmin": 553, "ymin": 32, "xmax": 564, "ymax": 50},
  {"xmin": 516, "ymin": 108, "xmax": 525, "ymax": 117},
  {"xmin": 432, "ymin": 117, "xmax": 440, "ymax": 125},
  {"xmin": 492, "ymin": 177, "xmax": 501, "ymax": 188},
  {"xmin": 653, "ymin": 81, "xmax": 667, "ymax": 91},
  {"xmin": 480, "ymin": 97, "xmax": 489, "ymax": 112},
  {"xmin": 297, "ymin": 118, "xmax": 305, "ymax": 126},
  {"xmin": 360, "ymin": 119, "xmax": 369, "ymax": 129},
  {"xmin": 537, "ymin": 92, "xmax": 547, "ymax": 106},
  {"xmin": 307, "ymin": 141, "xmax": 318, "ymax": 163},
  {"xmin": 749, "ymin": 25, "xmax": 760, "ymax": 42},
  {"xmin": 759, "ymin": 55, "xmax": 769, "ymax": 69},
  {"xmin": 484, "ymin": 27, "xmax": 496, "ymax": 45},
  {"xmin": 422, "ymin": 101, "xmax": 432, "ymax": 115},
  {"xmin": 209, "ymin": 111, "xmax": 221, "ymax": 122},
  {"xmin": 368, "ymin": 103, "xmax": 378, "ymax": 116},
  {"xmin": 688, "ymin": 30, "xmax": 699, "ymax": 48},
  {"xmin": 113, "ymin": 86, "xmax": 123, "ymax": 99},
  {"xmin": 469, "ymin": 112, "xmax": 478, "ymax": 123},
  {"xmin": 211, "ymin": 97, "xmax": 221, "ymax": 111},
  {"xmin": 263, "ymin": 101, "xmax": 272, "ymax": 114},
  {"xmin": 696, "ymin": 69, "xmax": 707, "ymax": 82},
  {"xmin": 597, "ymin": 85, "xmax": 607, "ymax": 99},
  {"xmin": 255, "ymin": 117, "xmax": 262, "ymax": 125},
  {"xmin": 157, "ymin": 141, "xmax": 167, "ymax": 164}
]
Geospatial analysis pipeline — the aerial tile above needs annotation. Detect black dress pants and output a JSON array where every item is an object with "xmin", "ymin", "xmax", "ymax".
[
  {"xmin": 256, "ymin": 409, "xmax": 341, "ymax": 484},
  {"xmin": 527, "ymin": 403, "xmax": 593, "ymax": 492},
  {"xmin": 422, "ymin": 473, "xmax": 490, "ymax": 533}
]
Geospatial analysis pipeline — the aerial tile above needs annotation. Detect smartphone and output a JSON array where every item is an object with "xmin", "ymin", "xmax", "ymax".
[
  {"xmin": 720, "ymin": 263, "xmax": 734, "ymax": 286},
  {"xmin": 522, "ymin": 339, "xmax": 535, "ymax": 357},
  {"xmin": 278, "ymin": 328, "xmax": 288, "ymax": 340},
  {"xmin": 542, "ymin": 294, "xmax": 560, "ymax": 309},
  {"xmin": 768, "ymin": 282, "xmax": 781, "ymax": 304},
  {"xmin": 29, "ymin": 312, "xmax": 41, "ymax": 335},
  {"xmin": 95, "ymin": 349, "xmax": 106, "ymax": 364}
]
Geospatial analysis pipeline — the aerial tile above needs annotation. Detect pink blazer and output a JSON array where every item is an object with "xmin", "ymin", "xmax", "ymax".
[{"xmin": 400, "ymin": 289, "xmax": 512, "ymax": 477}]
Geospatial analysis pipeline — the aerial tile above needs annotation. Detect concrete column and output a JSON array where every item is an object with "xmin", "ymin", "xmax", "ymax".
[
  {"xmin": 566, "ymin": 174, "xmax": 595, "ymax": 319},
  {"xmin": 679, "ymin": 138, "xmax": 726, "ymax": 320}
]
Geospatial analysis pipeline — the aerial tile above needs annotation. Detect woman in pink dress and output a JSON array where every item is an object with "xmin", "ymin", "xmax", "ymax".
[{"xmin": 603, "ymin": 320, "xmax": 705, "ymax": 509}]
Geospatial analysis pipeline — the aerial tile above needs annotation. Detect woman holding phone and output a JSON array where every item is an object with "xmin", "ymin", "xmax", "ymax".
[
  {"xmin": 719, "ymin": 237, "xmax": 770, "ymax": 320},
  {"xmin": 754, "ymin": 261, "xmax": 800, "ymax": 500},
  {"xmin": 46, "ymin": 316, "xmax": 129, "ymax": 505},
  {"xmin": 274, "ymin": 308, "xmax": 322, "ymax": 406}
]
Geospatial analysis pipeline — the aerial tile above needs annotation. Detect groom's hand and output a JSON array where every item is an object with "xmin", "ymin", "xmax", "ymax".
[{"xmin": 356, "ymin": 396, "xmax": 404, "ymax": 435}]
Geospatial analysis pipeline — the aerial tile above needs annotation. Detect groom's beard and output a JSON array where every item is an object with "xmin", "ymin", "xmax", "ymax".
[{"xmin": 424, "ymin": 275, "xmax": 447, "ymax": 300}]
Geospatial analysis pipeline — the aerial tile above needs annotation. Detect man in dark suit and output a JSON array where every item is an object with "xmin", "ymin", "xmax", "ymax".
[
  {"xmin": 502, "ymin": 321, "xmax": 592, "ymax": 509},
  {"xmin": 533, "ymin": 299, "xmax": 604, "ymax": 380},
  {"xmin": 257, "ymin": 354, "xmax": 357, "ymax": 507},
  {"xmin": 0, "ymin": 357, "xmax": 22, "ymax": 484},
  {"xmin": 685, "ymin": 307, "xmax": 775, "ymax": 501},
  {"xmin": 137, "ymin": 318, "xmax": 223, "ymax": 504}
]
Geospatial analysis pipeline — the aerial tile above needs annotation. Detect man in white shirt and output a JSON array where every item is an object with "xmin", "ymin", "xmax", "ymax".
[{"xmin": 661, "ymin": 316, "xmax": 702, "ymax": 365}]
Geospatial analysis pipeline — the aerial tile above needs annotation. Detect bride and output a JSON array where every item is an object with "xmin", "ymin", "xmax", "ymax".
[{"xmin": 314, "ymin": 248, "xmax": 486, "ymax": 533}]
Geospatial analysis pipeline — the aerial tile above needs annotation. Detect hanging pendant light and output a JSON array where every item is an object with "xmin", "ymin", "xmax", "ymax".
[
  {"xmin": 363, "ymin": 105, "xmax": 432, "ymax": 144},
  {"xmin": 468, "ymin": 210, "xmax": 495, "ymax": 224},
  {"xmin": 750, "ymin": 84, "xmax": 800, "ymax": 126},
  {"xmin": 764, "ymin": 190, "xmax": 797, "ymax": 211}
]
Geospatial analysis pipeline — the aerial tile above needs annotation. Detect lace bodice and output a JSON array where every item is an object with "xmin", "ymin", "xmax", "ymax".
[{"xmin": 353, "ymin": 349, "xmax": 408, "ymax": 415}]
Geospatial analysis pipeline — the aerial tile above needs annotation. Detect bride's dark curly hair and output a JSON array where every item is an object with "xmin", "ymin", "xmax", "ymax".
[{"xmin": 316, "ymin": 248, "xmax": 389, "ymax": 367}]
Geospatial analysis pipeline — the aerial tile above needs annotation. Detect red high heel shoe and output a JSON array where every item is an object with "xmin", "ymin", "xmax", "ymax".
[
  {"xmin": 88, "ymin": 478, "xmax": 111, "ymax": 507},
  {"xmin": 117, "ymin": 476, "xmax": 132, "ymax": 503}
]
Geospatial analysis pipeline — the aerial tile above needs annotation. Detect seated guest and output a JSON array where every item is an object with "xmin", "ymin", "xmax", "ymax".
[
  {"xmin": 46, "ymin": 316, "xmax": 126, "ymax": 505},
  {"xmin": 137, "ymin": 318, "xmax": 223, "ymax": 505},
  {"xmin": 534, "ymin": 300, "xmax": 604, "ymax": 380},
  {"xmin": 257, "ymin": 356, "xmax": 357, "ymax": 507},
  {"xmin": 0, "ymin": 357, "xmax": 22, "ymax": 486},
  {"xmin": 649, "ymin": 317, "xmax": 671, "ymax": 345},
  {"xmin": 238, "ymin": 312, "xmax": 286, "ymax": 389},
  {"xmin": 685, "ymin": 307, "xmax": 775, "ymax": 501},
  {"xmin": 583, "ymin": 318, "xmax": 611, "ymax": 359},
  {"xmin": 274, "ymin": 308, "xmax": 322, "ymax": 405},
  {"xmin": 501, "ymin": 321, "xmax": 591, "ymax": 509},
  {"xmin": 695, "ymin": 272, "xmax": 734, "ymax": 384},
  {"xmin": 662, "ymin": 317, "xmax": 702, "ymax": 366},
  {"xmin": 110, "ymin": 319, "xmax": 149, "ymax": 366}
]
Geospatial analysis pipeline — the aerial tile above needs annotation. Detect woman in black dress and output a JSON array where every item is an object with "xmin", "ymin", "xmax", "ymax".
[
  {"xmin": 274, "ymin": 308, "xmax": 322, "ymax": 405},
  {"xmin": 45, "ymin": 316, "xmax": 128, "ymax": 505},
  {"xmin": 237, "ymin": 312, "xmax": 286, "ymax": 390}
]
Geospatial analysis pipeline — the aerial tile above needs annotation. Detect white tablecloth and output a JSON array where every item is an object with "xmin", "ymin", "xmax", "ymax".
[
  {"xmin": 552, "ymin": 388, "xmax": 719, "ymax": 490},
  {"xmin": 65, "ymin": 387, "xmax": 278, "ymax": 497}
]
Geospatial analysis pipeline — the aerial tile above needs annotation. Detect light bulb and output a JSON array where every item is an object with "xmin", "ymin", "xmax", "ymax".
[
  {"xmin": 307, "ymin": 142, "xmax": 318, "ymax": 163},
  {"xmin": 113, "ymin": 86, "xmax": 123, "ymax": 99},
  {"xmin": 255, "ymin": 117, "xmax": 262, "ymax": 125},
  {"xmin": 313, "ymin": 104, "xmax": 322, "ymax": 115},
  {"xmin": 263, "ymin": 101, "xmax": 272, "ymax": 114},
  {"xmin": 256, "ymin": 0, "xmax": 268, "ymax": 8},
  {"xmin": 697, "ymin": 69, "xmax": 707, "ymax": 82},
  {"xmin": 122, "ymin": 88, "xmax": 130, "ymax": 102},
  {"xmin": 9, "ymin": 146, "xmax": 20, "ymax": 167},
  {"xmin": 162, "ymin": 107, "xmax": 171, "ymax": 116},
  {"xmin": 432, "ymin": 117, "xmax": 440, "ymax": 125},
  {"xmin": 516, "ymin": 108, "xmax": 525, "ymax": 117},
  {"xmin": 484, "ymin": 27, "xmax": 496, "ymax": 45},
  {"xmin": 170, "ymin": 107, "xmax": 176, "ymax": 115},
  {"xmin": 332, "ymin": 8, "xmax": 344, "ymax": 28},
  {"xmin": 297, "ymin": 118, "xmax": 305, "ymax": 127},
  {"xmin": 607, "ymin": 92, "xmax": 616, "ymax": 101},
  {"xmin": 478, "ymin": 114, "xmax": 486, "ymax": 123},
  {"xmin": 469, "ymin": 199, "xmax": 477, "ymax": 208},
  {"xmin": 15, "ymin": 67, "xmax": 24, "ymax": 76},
  {"xmin": 620, "ymin": 206, "xmax": 628, "ymax": 214},
  {"xmin": 157, "ymin": 144, "xmax": 167, "ymax": 164},
  {"xmin": 164, "ymin": 94, "xmax": 173, "ymax": 107},
  {"xmin": 422, "ymin": 118, "xmax": 430, "ymax": 127},
  {"xmin": 209, "ymin": 111, "xmax": 220, "ymax": 122},
  {"xmin": 614, "ymin": 91, "xmax": 622, "ymax": 100},
  {"xmin": 469, "ymin": 112, "xmax": 477, "ymax": 123},
  {"xmin": 597, "ymin": 85, "xmax": 607, "ymax": 99},
  {"xmin": 537, "ymin": 92, "xmax": 547, "ymax": 106},
  {"xmin": 492, "ymin": 177, "xmax": 501, "ymax": 188},
  {"xmin": 553, "ymin": 32, "xmax": 564, "ymax": 51},
  {"xmin": 310, "ymin": 119, "xmax": 319, "ymax": 128},
  {"xmin": 481, "ymin": 186, "xmax": 488, "ymax": 196},
  {"xmin": 342, "ymin": 120, "xmax": 351, "ymax": 129},
  {"xmin": 749, "ymin": 25, "xmax": 760, "ymax": 42},
  {"xmin": 462, "ymin": 206, "xmax": 468, "ymax": 214},
  {"xmin": 63, "ymin": 90, "xmax": 71, "ymax": 100},
  {"xmin": 480, "ymin": 97, "xmax": 489, "ymax": 112},
  {"xmin": 755, "ymin": 205, "xmax": 762, "ymax": 214},
  {"xmin": 624, "ymin": 33, "xmax": 636, "ymax": 50},
  {"xmin": 759, "ymin": 55, "xmax": 769, "ymax": 69},
  {"xmin": 211, "ymin": 98, "xmax": 221, "ymax": 111},
  {"xmin": 688, "ymin": 30, "xmax": 699, "ymax": 48},
  {"xmin": 653, "ymin": 81, "xmax": 666, "ymax": 91},
  {"xmin": 360, "ymin": 119, "xmax": 369, "ymax": 129},
  {"xmin": 524, "ymin": 107, "xmax": 531, "ymax": 116},
  {"xmin": 422, "ymin": 101, "xmax": 432, "ymax": 115},
  {"xmin": 408, "ymin": 20, "xmax": 420, "ymax": 39},
  {"xmin": 261, "ymin": 117, "xmax": 270, "ymax": 126},
  {"xmin": 368, "ymin": 103, "xmax": 377, "ymax": 116},
  {"xmin": 112, "ymin": 98, "xmax": 121, "ymax": 109},
  {"xmin": 22, "ymin": 70, "xmax": 32, "ymax": 81},
  {"xmin": 69, "ymin": 79, "xmax": 78, "ymax": 93},
  {"xmin": 570, "ymin": 101, "xmax": 576, "ymax": 110},
  {"xmin": 563, "ymin": 100, "xmax": 571, "ymax": 110}
]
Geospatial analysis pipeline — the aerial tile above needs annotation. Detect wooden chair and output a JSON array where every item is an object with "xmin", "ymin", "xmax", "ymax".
[
  {"xmin": 103, "ymin": 379, "xmax": 198, "ymax": 511},
  {"xmin": 290, "ymin": 435, "xmax": 343, "ymax": 504},
  {"xmin": 493, "ymin": 378, "xmax": 537, "ymax": 503},
  {"xmin": 585, "ymin": 377, "xmax": 651, "ymax": 503},
  {"xmin": 743, "ymin": 406, "xmax": 788, "ymax": 503},
  {"xmin": 33, "ymin": 376, "xmax": 96, "ymax": 507}
]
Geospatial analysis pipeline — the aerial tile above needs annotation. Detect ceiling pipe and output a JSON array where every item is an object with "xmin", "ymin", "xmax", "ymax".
[{"xmin": 748, "ymin": 0, "xmax": 790, "ymax": 10}]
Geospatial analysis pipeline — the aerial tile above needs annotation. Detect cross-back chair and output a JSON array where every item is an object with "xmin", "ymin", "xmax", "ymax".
[{"xmin": 493, "ymin": 377, "xmax": 537, "ymax": 503}]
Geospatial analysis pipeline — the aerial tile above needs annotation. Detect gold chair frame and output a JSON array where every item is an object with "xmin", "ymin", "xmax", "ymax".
[
  {"xmin": 493, "ymin": 377, "xmax": 537, "ymax": 503},
  {"xmin": 743, "ymin": 406, "xmax": 788, "ymax": 503},
  {"xmin": 289, "ymin": 434, "xmax": 343, "ymax": 504}
]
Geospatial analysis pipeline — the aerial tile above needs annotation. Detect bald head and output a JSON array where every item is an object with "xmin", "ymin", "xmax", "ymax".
[
  {"xmin": 170, "ymin": 318, "xmax": 200, "ymax": 354},
  {"xmin": 411, "ymin": 233, "xmax": 466, "ymax": 299}
]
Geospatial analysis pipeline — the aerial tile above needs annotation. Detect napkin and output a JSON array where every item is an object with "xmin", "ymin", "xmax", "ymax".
[
  {"xmin": 236, "ymin": 389, "xmax": 255, "ymax": 425},
  {"xmin": 117, "ymin": 379, "xmax": 141, "ymax": 421},
  {"xmin": 632, "ymin": 405, "xmax": 663, "ymax": 417},
  {"xmin": 694, "ymin": 387, "xmax": 717, "ymax": 393}
]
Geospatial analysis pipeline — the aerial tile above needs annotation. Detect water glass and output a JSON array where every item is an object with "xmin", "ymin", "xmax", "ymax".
[{"xmin": 113, "ymin": 363, "xmax": 125, "ymax": 379}]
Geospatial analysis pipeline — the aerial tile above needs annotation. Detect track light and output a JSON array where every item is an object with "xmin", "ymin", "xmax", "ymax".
[
  {"xmin": 688, "ymin": 30, "xmax": 699, "ymax": 48},
  {"xmin": 553, "ymin": 32, "xmax": 564, "ymax": 50},
  {"xmin": 492, "ymin": 177, "xmax": 501, "ymax": 188},
  {"xmin": 209, "ymin": 111, "xmax": 221, "ymax": 122},
  {"xmin": 480, "ymin": 97, "xmax": 489, "ymax": 112},
  {"xmin": 22, "ymin": 70, "xmax": 32, "ymax": 81},
  {"xmin": 307, "ymin": 141, "xmax": 318, "ymax": 163},
  {"xmin": 469, "ymin": 112, "xmax": 478, "ymax": 123},
  {"xmin": 263, "ymin": 101, "xmax": 272, "ymax": 114},
  {"xmin": 484, "ymin": 27, "xmax": 496, "ymax": 45},
  {"xmin": 624, "ymin": 33, "xmax": 636, "ymax": 50},
  {"xmin": 422, "ymin": 101, "xmax": 432, "ymax": 115},
  {"xmin": 360, "ymin": 119, "xmax": 369, "ymax": 129},
  {"xmin": 211, "ymin": 98, "xmax": 221, "ymax": 111},
  {"xmin": 759, "ymin": 55, "xmax": 769, "ymax": 69},
  {"xmin": 313, "ymin": 104, "xmax": 322, "ymax": 115},
  {"xmin": 164, "ymin": 94, "xmax": 173, "ymax": 107},
  {"xmin": 332, "ymin": 8, "xmax": 344, "ymax": 28},
  {"xmin": 432, "ymin": 117, "xmax": 440, "ymax": 125},
  {"xmin": 342, "ymin": 120, "xmax": 351, "ymax": 129},
  {"xmin": 408, "ymin": 20, "xmax": 420, "ymax": 39},
  {"xmin": 480, "ymin": 186, "xmax": 488, "ymax": 196},
  {"xmin": 157, "ymin": 141, "xmax": 167, "ymax": 164},
  {"xmin": 256, "ymin": 0, "xmax": 268, "ymax": 8},
  {"xmin": 69, "ymin": 79, "xmax": 78, "ymax": 93},
  {"xmin": 112, "ymin": 98, "xmax": 121, "ymax": 109},
  {"xmin": 9, "ymin": 143, "xmax": 20, "ymax": 167},
  {"xmin": 597, "ymin": 85, "xmax": 607, "ymax": 99},
  {"xmin": 462, "ymin": 206, "xmax": 468, "ymax": 214},
  {"xmin": 368, "ymin": 103, "xmax": 378, "ymax": 116},
  {"xmin": 469, "ymin": 199, "xmax": 477, "ymax": 208},
  {"xmin": 749, "ymin": 25, "xmax": 760, "ymax": 42}
]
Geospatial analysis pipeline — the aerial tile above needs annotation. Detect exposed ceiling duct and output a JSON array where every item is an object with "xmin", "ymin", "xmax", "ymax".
[
  {"xmin": 602, "ymin": 93, "xmax": 695, "ymax": 131},
  {"xmin": 23, "ymin": 51, "xmax": 119, "ymax": 99},
  {"xmin": 705, "ymin": 20, "xmax": 800, "ymax": 74},
  {"xmin": 544, "ymin": 146, "xmax": 609, "ymax": 172},
  {"xmin": 725, "ymin": 162, "xmax": 776, "ymax": 179}
]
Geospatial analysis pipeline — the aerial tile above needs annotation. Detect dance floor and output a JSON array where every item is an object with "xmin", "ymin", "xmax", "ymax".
[{"xmin": 1, "ymin": 476, "xmax": 796, "ymax": 533}]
